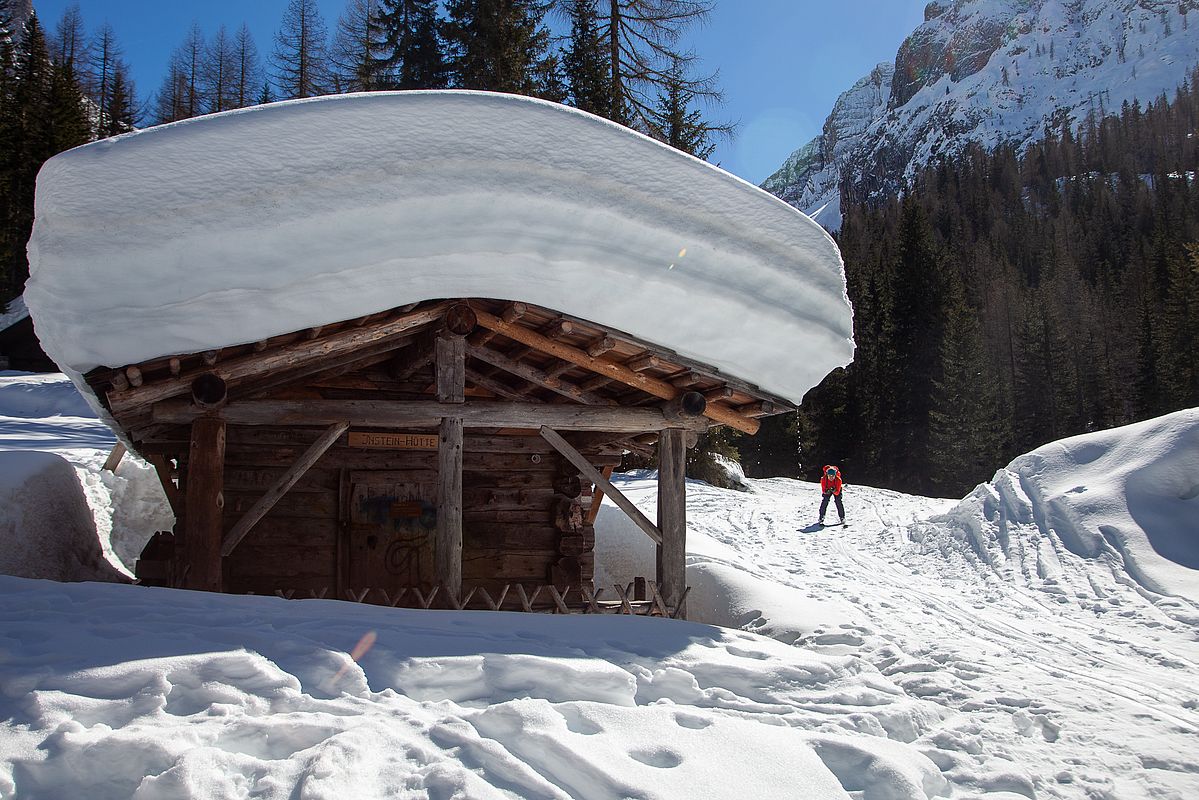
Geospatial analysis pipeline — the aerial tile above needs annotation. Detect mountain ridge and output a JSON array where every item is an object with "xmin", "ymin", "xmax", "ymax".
[{"xmin": 765, "ymin": 0, "xmax": 1199, "ymax": 229}]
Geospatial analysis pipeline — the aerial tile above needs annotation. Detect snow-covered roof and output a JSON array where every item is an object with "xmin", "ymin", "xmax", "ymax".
[
  {"xmin": 25, "ymin": 91, "xmax": 853, "ymax": 403},
  {"xmin": 0, "ymin": 295, "xmax": 29, "ymax": 333}
]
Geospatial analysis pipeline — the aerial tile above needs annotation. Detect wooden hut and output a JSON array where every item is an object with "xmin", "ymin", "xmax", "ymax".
[
  {"xmin": 25, "ymin": 92, "xmax": 854, "ymax": 618},
  {"xmin": 88, "ymin": 298, "xmax": 790, "ymax": 617}
]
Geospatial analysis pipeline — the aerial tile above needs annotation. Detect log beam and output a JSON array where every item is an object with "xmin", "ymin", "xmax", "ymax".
[
  {"xmin": 183, "ymin": 417, "xmax": 225, "ymax": 592},
  {"xmin": 221, "ymin": 421, "xmax": 349, "ymax": 556},
  {"xmin": 539, "ymin": 426, "xmax": 661, "ymax": 545},
  {"xmin": 436, "ymin": 322, "xmax": 466, "ymax": 599},
  {"xmin": 473, "ymin": 309, "xmax": 760, "ymax": 434},
  {"xmin": 657, "ymin": 428, "xmax": 687, "ymax": 619}
]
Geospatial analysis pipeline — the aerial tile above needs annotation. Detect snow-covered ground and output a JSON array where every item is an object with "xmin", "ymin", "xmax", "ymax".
[{"xmin": 1, "ymin": 373, "xmax": 1196, "ymax": 798}]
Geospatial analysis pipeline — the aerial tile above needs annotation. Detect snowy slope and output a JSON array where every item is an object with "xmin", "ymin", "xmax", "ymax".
[
  {"xmin": 1, "ymin": 376, "xmax": 1197, "ymax": 797},
  {"xmin": 26, "ymin": 91, "xmax": 853, "ymax": 405},
  {"xmin": 766, "ymin": 0, "xmax": 1199, "ymax": 229}
]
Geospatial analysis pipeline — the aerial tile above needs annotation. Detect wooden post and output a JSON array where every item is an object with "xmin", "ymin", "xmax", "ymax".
[
  {"xmin": 183, "ymin": 416, "xmax": 225, "ymax": 592},
  {"xmin": 657, "ymin": 428, "xmax": 686, "ymax": 619},
  {"xmin": 436, "ymin": 328, "xmax": 466, "ymax": 600}
]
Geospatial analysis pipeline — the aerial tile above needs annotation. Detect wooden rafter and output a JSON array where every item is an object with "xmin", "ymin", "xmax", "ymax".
[
  {"xmin": 467, "ymin": 344, "xmax": 614, "ymax": 406},
  {"xmin": 473, "ymin": 309, "xmax": 761, "ymax": 435},
  {"xmin": 105, "ymin": 304, "xmax": 447, "ymax": 417}
]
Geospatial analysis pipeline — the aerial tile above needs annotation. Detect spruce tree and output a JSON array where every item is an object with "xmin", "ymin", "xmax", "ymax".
[
  {"xmin": 99, "ymin": 60, "xmax": 134, "ymax": 137},
  {"xmin": 272, "ymin": 0, "xmax": 330, "ymax": 99},
  {"xmin": 646, "ymin": 55, "xmax": 723, "ymax": 158},
  {"xmin": 373, "ymin": 0, "xmax": 448, "ymax": 89},
  {"xmin": 562, "ymin": 0, "xmax": 609, "ymax": 115},
  {"xmin": 444, "ymin": 0, "xmax": 554, "ymax": 95}
]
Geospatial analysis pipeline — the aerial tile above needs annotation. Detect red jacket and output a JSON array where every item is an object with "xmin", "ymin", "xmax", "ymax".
[{"xmin": 820, "ymin": 466, "xmax": 843, "ymax": 496}]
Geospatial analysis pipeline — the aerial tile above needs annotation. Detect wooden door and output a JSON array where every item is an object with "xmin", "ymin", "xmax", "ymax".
[{"xmin": 348, "ymin": 477, "xmax": 436, "ymax": 593}]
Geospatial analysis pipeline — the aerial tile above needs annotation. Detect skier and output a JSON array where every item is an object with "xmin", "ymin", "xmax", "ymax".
[{"xmin": 819, "ymin": 465, "xmax": 845, "ymax": 525}]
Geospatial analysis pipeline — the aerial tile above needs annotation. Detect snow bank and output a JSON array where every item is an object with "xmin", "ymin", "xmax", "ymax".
[
  {"xmin": 0, "ymin": 372, "xmax": 173, "ymax": 575},
  {"xmin": 0, "ymin": 451, "xmax": 128, "ymax": 583},
  {"xmin": 923, "ymin": 409, "xmax": 1199, "ymax": 606},
  {"xmin": 26, "ymin": 91, "xmax": 853, "ymax": 404},
  {"xmin": 0, "ymin": 576, "xmax": 948, "ymax": 800}
]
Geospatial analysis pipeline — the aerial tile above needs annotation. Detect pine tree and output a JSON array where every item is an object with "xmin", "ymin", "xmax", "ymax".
[
  {"xmin": 331, "ymin": 0, "xmax": 385, "ymax": 92},
  {"xmin": 562, "ymin": 0, "xmax": 610, "ymax": 115},
  {"xmin": 444, "ymin": 0, "xmax": 554, "ymax": 95},
  {"xmin": 373, "ymin": 0, "xmax": 448, "ymax": 89},
  {"xmin": 272, "ymin": 0, "xmax": 330, "ymax": 99}
]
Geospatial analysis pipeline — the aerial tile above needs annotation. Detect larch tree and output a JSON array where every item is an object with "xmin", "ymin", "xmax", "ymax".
[
  {"xmin": 99, "ymin": 59, "xmax": 135, "ymax": 137},
  {"xmin": 204, "ymin": 25, "xmax": 239, "ymax": 112},
  {"xmin": 588, "ymin": 0, "xmax": 721, "ymax": 131},
  {"xmin": 330, "ymin": 0, "xmax": 384, "ymax": 92},
  {"xmin": 373, "ymin": 0, "xmax": 448, "ymax": 89},
  {"xmin": 51, "ymin": 4, "xmax": 88, "ymax": 76},
  {"xmin": 88, "ymin": 21, "xmax": 123, "ymax": 131},
  {"xmin": 272, "ymin": 0, "xmax": 330, "ymax": 99},
  {"xmin": 232, "ymin": 24, "xmax": 263, "ymax": 108}
]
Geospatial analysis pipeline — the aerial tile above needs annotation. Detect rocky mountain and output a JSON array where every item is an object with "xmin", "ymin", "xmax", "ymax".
[{"xmin": 765, "ymin": 0, "xmax": 1199, "ymax": 229}]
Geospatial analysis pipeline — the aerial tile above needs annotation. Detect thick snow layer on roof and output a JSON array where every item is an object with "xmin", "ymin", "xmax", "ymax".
[{"xmin": 25, "ymin": 91, "xmax": 853, "ymax": 402}]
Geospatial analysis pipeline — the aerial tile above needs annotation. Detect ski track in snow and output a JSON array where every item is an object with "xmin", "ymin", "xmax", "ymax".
[{"xmin": 663, "ymin": 476, "xmax": 1199, "ymax": 799}]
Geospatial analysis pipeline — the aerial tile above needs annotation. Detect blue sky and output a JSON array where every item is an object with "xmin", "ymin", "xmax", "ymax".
[{"xmin": 31, "ymin": 0, "xmax": 928, "ymax": 184}]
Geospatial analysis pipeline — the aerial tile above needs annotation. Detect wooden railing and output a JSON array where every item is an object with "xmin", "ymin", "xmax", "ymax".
[{"xmin": 257, "ymin": 580, "xmax": 690, "ymax": 619}]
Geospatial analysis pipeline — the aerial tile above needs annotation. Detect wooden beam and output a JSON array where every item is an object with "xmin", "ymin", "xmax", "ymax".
[
  {"xmin": 107, "ymin": 304, "xmax": 446, "ymax": 416},
  {"xmin": 184, "ymin": 417, "xmax": 226, "ymax": 592},
  {"xmin": 102, "ymin": 442, "xmax": 126, "ymax": 473},
  {"xmin": 539, "ymin": 426, "xmax": 661, "ymax": 545},
  {"xmin": 586, "ymin": 465, "xmax": 615, "ymax": 525},
  {"xmin": 657, "ymin": 428, "xmax": 687, "ymax": 619},
  {"xmin": 626, "ymin": 353, "xmax": 660, "ymax": 372},
  {"xmin": 467, "ymin": 344, "xmax": 613, "ymax": 406},
  {"xmin": 436, "ymin": 333, "xmax": 466, "ymax": 404},
  {"xmin": 587, "ymin": 336, "xmax": 616, "ymax": 357},
  {"xmin": 147, "ymin": 454, "xmax": 182, "ymax": 514},
  {"xmin": 437, "ymin": 416, "xmax": 464, "ymax": 599},
  {"xmin": 473, "ymin": 309, "xmax": 760, "ymax": 435},
  {"xmin": 470, "ymin": 302, "xmax": 526, "ymax": 348},
  {"xmin": 221, "ymin": 422, "xmax": 349, "ymax": 557},
  {"xmin": 153, "ymin": 398, "xmax": 709, "ymax": 432}
]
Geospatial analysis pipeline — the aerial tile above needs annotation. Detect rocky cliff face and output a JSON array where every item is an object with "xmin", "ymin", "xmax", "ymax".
[
  {"xmin": 766, "ymin": 0, "xmax": 1199, "ymax": 229},
  {"xmin": 761, "ymin": 63, "xmax": 894, "ymax": 229}
]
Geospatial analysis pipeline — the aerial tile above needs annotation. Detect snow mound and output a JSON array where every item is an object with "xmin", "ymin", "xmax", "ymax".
[
  {"xmin": 0, "ymin": 576, "xmax": 949, "ymax": 800},
  {"xmin": 0, "ymin": 372, "xmax": 173, "ymax": 575},
  {"xmin": 0, "ymin": 451, "xmax": 129, "ymax": 583},
  {"xmin": 26, "ymin": 91, "xmax": 853, "ymax": 403},
  {"xmin": 920, "ymin": 408, "xmax": 1199, "ymax": 606}
]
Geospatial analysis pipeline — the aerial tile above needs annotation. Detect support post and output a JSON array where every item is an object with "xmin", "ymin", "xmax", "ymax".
[
  {"xmin": 436, "ymin": 329, "xmax": 466, "ymax": 600},
  {"xmin": 657, "ymin": 428, "xmax": 687, "ymax": 619},
  {"xmin": 183, "ymin": 416, "xmax": 225, "ymax": 592}
]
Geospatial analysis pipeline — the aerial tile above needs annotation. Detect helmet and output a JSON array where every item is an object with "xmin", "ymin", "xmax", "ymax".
[{"xmin": 826, "ymin": 467, "xmax": 837, "ymax": 476}]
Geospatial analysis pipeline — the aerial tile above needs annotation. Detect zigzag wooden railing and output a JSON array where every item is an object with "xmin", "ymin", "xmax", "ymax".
[{"xmin": 255, "ymin": 581, "xmax": 690, "ymax": 620}]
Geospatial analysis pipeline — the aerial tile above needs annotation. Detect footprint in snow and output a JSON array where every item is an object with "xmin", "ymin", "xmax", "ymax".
[
  {"xmin": 672, "ymin": 712, "xmax": 712, "ymax": 730},
  {"xmin": 629, "ymin": 747, "xmax": 683, "ymax": 768}
]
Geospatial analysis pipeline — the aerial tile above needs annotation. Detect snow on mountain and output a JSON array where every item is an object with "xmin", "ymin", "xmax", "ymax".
[
  {"xmin": 26, "ymin": 91, "xmax": 852, "ymax": 406},
  {"xmin": 1, "ymin": 374, "xmax": 1197, "ymax": 797},
  {"xmin": 766, "ymin": 0, "xmax": 1199, "ymax": 229}
]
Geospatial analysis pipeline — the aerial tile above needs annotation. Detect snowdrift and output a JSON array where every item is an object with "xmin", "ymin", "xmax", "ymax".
[
  {"xmin": 25, "ymin": 91, "xmax": 853, "ymax": 404},
  {"xmin": 0, "ymin": 576, "xmax": 948, "ymax": 800},
  {"xmin": 920, "ymin": 409, "xmax": 1199, "ymax": 605},
  {"xmin": 0, "ymin": 451, "xmax": 129, "ymax": 583}
]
